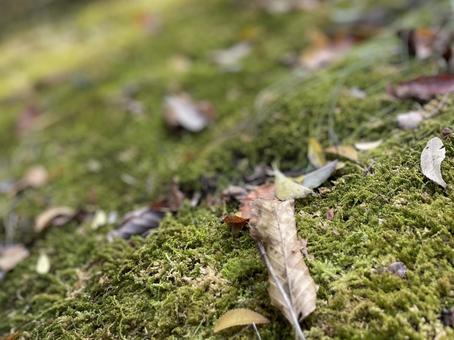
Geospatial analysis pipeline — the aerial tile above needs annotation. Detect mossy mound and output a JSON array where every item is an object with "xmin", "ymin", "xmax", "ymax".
[{"xmin": 1, "ymin": 0, "xmax": 453, "ymax": 339}]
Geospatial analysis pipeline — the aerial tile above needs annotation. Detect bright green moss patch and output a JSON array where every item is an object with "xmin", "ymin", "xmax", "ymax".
[{"xmin": 1, "ymin": 0, "xmax": 454, "ymax": 338}]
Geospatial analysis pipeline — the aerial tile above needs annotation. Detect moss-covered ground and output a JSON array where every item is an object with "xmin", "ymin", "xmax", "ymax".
[{"xmin": 1, "ymin": 0, "xmax": 454, "ymax": 338}]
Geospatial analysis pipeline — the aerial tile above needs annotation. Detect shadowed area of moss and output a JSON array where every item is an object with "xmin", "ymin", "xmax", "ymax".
[{"xmin": 1, "ymin": 0, "xmax": 454, "ymax": 339}]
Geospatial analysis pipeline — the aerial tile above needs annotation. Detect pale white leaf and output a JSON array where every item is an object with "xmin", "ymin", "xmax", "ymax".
[
  {"xmin": 397, "ymin": 111, "xmax": 424, "ymax": 130},
  {"xmin": 354, "ymin": 140, "xmax": 382, "ymax": 151},
  {"xmin": 36, "ymin": 253, "xmax": 50, "ymax": 274},
  {"xmin": 164, "ymin": 95, "xmax": 209, "ymax": 132},
  {"xmin": 420, "ymin": 137, "xmax": 447, "ymax": 188}
]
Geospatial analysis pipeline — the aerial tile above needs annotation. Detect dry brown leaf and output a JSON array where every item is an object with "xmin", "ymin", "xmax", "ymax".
[
  {"xmin": 307, "ymin": 138, "xmax": 326, "ymax": 168},
  {"xmin": 420, "ymin": 137, "xmax": 447, "ymax": 188},
  {"xmin": 325, "ymin": 145, "xmax": 358, "ymax": 161},
  {"xmin": 213, "ymin": 308, "xmax": 269, "ymax": 333},
  {"xmin": 0, "ymin": 244, "xmax": 29, "ymax": 272},
  {"xmin": 34, "ymin": 206, "xmax": 75, "ymax": 233},
  {"xmin": 250, "ymin": 199, "xmax": 316, "ymax": 339},
  {"xmin": 239, "ymin": 183, "xmax": 275, "ymax": 219},
  {"xmin": 389, "ymin": 74, "xmax": 454, "ymax": 101}
]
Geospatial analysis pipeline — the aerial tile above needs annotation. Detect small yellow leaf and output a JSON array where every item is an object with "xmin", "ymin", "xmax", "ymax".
[
  {"xmin": 274, "ymin": 169, "xmax": 312, "ymax": 200},
  {"xmin": 307, "ymin": 138, "xmax": 326, "ymax": 168},
  {"xmin": 325, "ymin": 145, "xmax": 358, "ymax": 161},
  {"xmin": 213, "ymin": 308, "xmax": 269, "ymax": 333}
]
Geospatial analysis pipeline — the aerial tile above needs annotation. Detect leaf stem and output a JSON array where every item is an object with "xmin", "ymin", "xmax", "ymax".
[{"xmin": 256, "ymin": 241, "xmax": 306, "ymax": 340}]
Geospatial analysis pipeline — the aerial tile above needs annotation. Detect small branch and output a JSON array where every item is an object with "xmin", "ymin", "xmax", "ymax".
[{"xmin": 256, "ymin": 241, "xmax": 306, "ymax": 340}]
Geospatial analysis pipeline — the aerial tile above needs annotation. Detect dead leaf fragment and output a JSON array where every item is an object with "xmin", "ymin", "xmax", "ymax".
[
  {"xmin": 325, "ymin": 145, "xmax": 358, "ymax": 161},
  {"xmin": 397, "ymin": 111, "xmax": 425, "ymax": 129},
  {"xmin": 307, "ymin": 138, "xmax": 326, "ymax": 168},
  {"xmin": 300, "ymin": 160, "xmax": 338, "ymax": 189},
  {"xmin": 164, "ymin": 94, "xmax": 214, "ymax": 132},
  {"xmin": 274, "ymin": 168, "xmax": 313, "ymax": 200},
  {"xmin": 239, "ymin": 183, "xmax": 275, "ymax": 219},
  {"xmin": 389, "ymin": 74, "xmax": 454, "ymax": 101},
  {"xmin": 14, "ymin": 165, "xmax": 49, "ymax": 194},
  {"xmin": 354, "ymin": 140, "xmax": 382, "ymax": 151},
  {"xmin": 214, "ymin": 308, "xmax": 269, "ymax": 333},
  {"xmin": 34, "ymin": 206, "xmax": 75, "ymax": 233},
  {"xmin": 107, "ymin": 207, "xmax": 165, "ymax": 240},
  {"xmin": 36, "ymin": 253, "xmax": 50, "ymax": 274},
  {"xmin": 420, "ymin": 137, "xmax": 447, "ymax": 188},
  {"xmin": 212, "ymin": 42, "xmax": 251, "ymax": 71},
  {"xmin": 91, "ymin": 210, "xmax": 108, "ymax": 229},
  {"xmin": 250, "ymin": 200, "xmax": 316, "ymax": 338},
  {"xmin": 386, "ymin": 261, "xmax": 407, "ymax": 278},
  {"xmin": 0, "ymin": 245, "xmax": 29, "ymax": 272}
]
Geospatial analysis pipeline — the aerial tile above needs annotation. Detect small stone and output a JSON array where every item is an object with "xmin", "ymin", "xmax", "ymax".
[
  {"xmin": 387, "ymin": 261, "xmax": 407, "ymax": 278},
  {"xmin": 441, "ymin": 306, "xmax": 454, "ymax": 327},
  {"xmin": 441, "ymin": 127, "xmax": 453, "ymax": 138}
]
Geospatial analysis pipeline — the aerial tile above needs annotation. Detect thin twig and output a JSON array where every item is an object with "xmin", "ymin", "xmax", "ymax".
[
  {"xmin": 256, "ymin": 241, "xmax": 306, "ymax": 340},
  {"xmin": 252, "ymin": 323, "xmax": 262, "ymax": 340}
]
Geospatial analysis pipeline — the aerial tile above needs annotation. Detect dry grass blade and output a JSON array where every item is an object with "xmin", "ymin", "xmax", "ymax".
[{"xmin": 250, "ymin": 199, "xmax": 316, "ymax": 340}]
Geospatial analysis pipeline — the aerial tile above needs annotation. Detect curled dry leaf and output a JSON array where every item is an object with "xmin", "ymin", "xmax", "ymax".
[
  {"xmin": 0, "ymin": 244, "xmax": 29, "ymax": 272},
  {"xmin": 274, "ymin": 168, "xmax": 313, "ymax": 201},
  {"xmin": 14, "ymin": 165, "xmax": 49, "ymax": 194},
  {"xmin": 213, "ymin": 308, "xmax": 269, "ymax": 333},
  {"xmin": 108, "ymin": 207, "xmax": 165, "ymax": 241},
  {"xmin": 250, "ymin": 200, "xmax": 316, "ymax": 339},
  {"xmin": 300, "ymin": 160, "xmax": 338, "ymax": 189},
  {"xmin": 354, "ymin": 140, "xmax": 382, "ymax": 151},
  {"xmin": 36, "ymin": 253, "xmax": 51, "ymax": 274},
  {"xmin": 420, "ymin": 137, "xmax": 447, "ymax": 188},
  {"xmin": 389, "ymin": 74, "xmax": 454, "ymax": 101},
  {"xmin": 164, "ymin": 94, "xmax": 214, "ymax": 132},
  {"xmin": 325, "ymin": 145, "xmax": 358, "ymax": 161},
  {"xmin": 34, "ymin": 206, "xmax": 75, "ymax": 233},
  {"xmin": 212, "ymin": 42, "xmax": 251, "ymax": 71},
  {"xmin": 307, "ymin": 138, "xmax": 326, "ymax": 168}
]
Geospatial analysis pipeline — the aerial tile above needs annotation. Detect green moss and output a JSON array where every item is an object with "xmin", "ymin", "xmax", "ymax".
[{"xmin": 1, "ymin": 0, "xmax": 454, "ymax": 339}]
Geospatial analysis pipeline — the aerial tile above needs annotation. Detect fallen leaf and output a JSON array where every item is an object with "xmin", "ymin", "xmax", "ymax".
[
  {"xmin": 213, "ymin": 308, "xmax": 269, "ymax": 333},
  {"xmin": 307, "ymin": 138, "xmax": 326, "ymax": 168},
  {"xmin": 223, "ymin": 214, "xmax": 249, "ymax": 232},
  {"xmin": 325, "ymin": 145, "xmax": 358, "ymax": 161},
  {"xmin": 300, "ymin": 160, "xmax": 338, "ymax": 189},
  {"xmin": 0, "ymin": 245, "xmax": 29, "ymax": 272},
  {"xmin": 164, "ymin": 94, "xmax": 214, "ymax": 132},
  {"xmin": 36, "ymin": 253, "xmax": 50, "ymax": 274},
  {"xmin": 274, "ymin": 168, "xmax": 313, "ymax": 200},
  {"xmin": 34, "ymin": 206, "xmax": 75, "ymax": 233},
  {"xmin": 14, "ymin": 165, "xmax": 49, "ymax": 194},
  {"xmin": 299, "ymin": 31, "xmax": 355, "ymax": 70},
  {"xmin": 420, "ymin": 137, "xmax": 447, "ymax": 188},
  {"xmin": 239, "ymin": 183, "xmax": 275, "ymax": 219},
  {"xmin": 354, "ymin": 140, "xmax": 382, "ymax": 151},
  {"xmin": 91, "ymin": 210, "xmax": 108, "ymax": 229},
  {"xmin": 326, "ymin": 208, "xmax": 335, "ymax": 221},
  {"xmin": 397, "ymin": 111, "xmax": 425, "ymax": 129},
  {"xmin": 250, "ymin": 199, "xmax": 316, "ymax": 338},
  {"xmin": 389, "ymin": 74, "xmax": 454, "ymax": 101},
  {"xmin": 212, "ymin": 43, "xmax": 251, "ymax": 71},
  {"xmin": 107, "ymin": 207, "xmax": 165, "ymax": 241}
]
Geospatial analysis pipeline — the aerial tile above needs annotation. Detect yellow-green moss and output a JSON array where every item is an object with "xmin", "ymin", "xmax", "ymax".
[{"xmin": 1, "ymin": 0, "xmax": 454, "ymax": 339}]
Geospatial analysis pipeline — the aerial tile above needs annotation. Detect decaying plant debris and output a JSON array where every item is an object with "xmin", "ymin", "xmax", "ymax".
[{"xmin": 1, "ymin": 0, "xmax": 454, "ymax": 339}]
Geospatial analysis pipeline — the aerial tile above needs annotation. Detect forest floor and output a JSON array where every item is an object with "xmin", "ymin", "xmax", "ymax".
[{"xmin": 0, "ymin": 0, "xmax": 454, "ymax": 339}]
